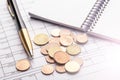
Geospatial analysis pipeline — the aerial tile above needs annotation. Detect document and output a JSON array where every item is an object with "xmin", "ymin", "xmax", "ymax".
[{"xmin": 0, "ymin": 0, "xmax": 120, "ymax": 80}]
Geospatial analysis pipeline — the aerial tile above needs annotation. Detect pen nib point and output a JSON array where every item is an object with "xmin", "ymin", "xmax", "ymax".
[{"xmin": 29, "ymin": 50, "xmax": 33, "ymax": 58}]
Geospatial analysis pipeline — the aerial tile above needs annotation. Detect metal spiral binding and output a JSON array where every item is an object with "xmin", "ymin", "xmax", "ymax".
[{"xmin": 81, "ymin": 0, "xmax": 110, "ymax": 32}]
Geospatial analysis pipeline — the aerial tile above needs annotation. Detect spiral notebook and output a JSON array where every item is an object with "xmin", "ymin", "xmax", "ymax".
[{"xmin": 28, "ymin": 0, "xmax": 120, "ymax": 42}]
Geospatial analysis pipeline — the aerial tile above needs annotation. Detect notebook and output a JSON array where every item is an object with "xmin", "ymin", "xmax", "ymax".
[
  {"xmin": 29, "ymin": 0, "xmax": 97, "ymax": 30},
  {"xmin": 29, "ymin": 0, "xmax": 120, "ymax": 42}
]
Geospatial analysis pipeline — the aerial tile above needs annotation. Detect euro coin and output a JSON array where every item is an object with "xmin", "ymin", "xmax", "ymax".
[
  {"xmin": 55, "ymin": 65, "xmax": 66, "ymax": 73},
  {"xmin": 60, "ymin": 36, "xmax": 73, "ymax": 46},
  {"xmin": 65, "ymin": 61, "xmax": 80, "ymax": 73},
  {"xmin": 54, "ymin": 51, "xmax": 70, "ymax": 64},
  {"xmin": 66, "ymin": 44, "xmax": 81, "ymax": 55},
  {"xmin": 76, "ymin": 33, "xmax": 88, "ymax": 44},
  {"xmin": 33, "ymin": 33, "xmax": 49, "ymax": 45},
  {"xmin": 41, "ymin": 64, "xmax": 54, "ymax": 75},
  {"xmin": 51, "ymin": 29, "xmax": 60, "ymax": 37},
  {"xmin": 16, "ymin": 59, "xmax": 30, "ymax": 71}
]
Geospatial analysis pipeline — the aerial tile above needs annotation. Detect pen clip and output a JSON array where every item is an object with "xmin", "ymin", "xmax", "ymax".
[{"xmin": 7, "ymin": 0, "xmax": 15, "ymax": 19}]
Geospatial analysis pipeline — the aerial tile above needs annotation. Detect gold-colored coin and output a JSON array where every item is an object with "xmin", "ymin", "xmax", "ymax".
[
  {"xmin": 51, "ymin": 29, "xmax": 60, "ymax": 37},
  {"xmin": 76, "ymin": 33, "xmax": 88, "ymax": 44},
  {"xmin": 60, "ymin": 36, "xmax": 73, "ymax": 46},
  {"xmin": 65, "ymin": 61, "xmax": 80, "ymax": 73},
  {"xmin": 54, "ymin": 51, "xmax": 70, "ymax": 64},
  {"xmin": 33, "ymin": 33, "xmax": 49, "ymax": 45},
  {"xmin": 45, "ymin": 56, "xmax": 55, "ymax": 64},
  {"xmin": 41, "ymin": 64, "xmax": 54, "ymax": 75},
  {"xmin": 73, "ymin": 57, "xmax": 83, "ymax": 66},
  {"xmin": 47, "ymin": 44, "xmax": 61, "ymax": 58},
  {"xmin": 55, "ymin": 65, "xmax": 66, "ymax": 73},
  {"xmin": 59, "ymin": 29, "xmax": 71, "ymax": 36},
  {"xmin": 16, "ymin": 59, "xmax": 30, "ymax": 71},
  {"xmin": 66, "ymin": 44, "xmax": 81, "ymax": 55}
]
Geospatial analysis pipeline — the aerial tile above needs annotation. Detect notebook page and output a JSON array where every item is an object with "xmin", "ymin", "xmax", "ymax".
[
  {"xmin": 29, "ymin": 0, "xmax": 96, "ymax": 27},
  {"xmin": 92, "ymin": 0, "xmax": 120, "ymax": 41},
  {"xmin": 0, "ymin": 0, "xmax": 120, "ymax": 80}
]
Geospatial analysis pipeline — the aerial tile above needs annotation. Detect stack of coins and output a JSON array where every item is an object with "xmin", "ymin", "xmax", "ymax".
[{"xmin": 32, "ymin": 29, "xmax": 88, "ymax": 75}]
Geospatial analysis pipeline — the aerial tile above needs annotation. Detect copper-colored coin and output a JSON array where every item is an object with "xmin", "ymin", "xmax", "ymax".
[
  {"xmin": 33, "ymin": 33, "xmax": 49, "ymax": 45},
  {"xmin": 73, "ymin": 57, "xmax": 84, "ymax": 66},
  {"xmin": 51, "ymin": 29, "xmax": 60, "ymax": 37},
  {"xmin": 41, "ymin": 64, "xmax": 54, "ymax": 75},
  {"xmin": 55, "ymin": 65, "xmax": 66, "ymax": 73},
  {"xmin": 60, "ymin": 29, "xmax": 71, "ymax": 36},
  {"xmin": 45, "ymin": 56, "xmax": 55, "ymax": 64},
  {"xmin": 40, "ymin": 45, "xmax": 48, "ymax": 55},
  {"xmin": 16, "ymin": 59, "xmax": 30, "ymax": 71},
  {"xmin": 49, "ymin": 37, "xmax": 60, "ymax": 45},
  {"xmin": 60, "ymin": 36, "xmax": 73, "ymax": 46},
  {"xmin": 76, "ymin": 33, "xmax": 88, "ymax": 44},
  {"xmin": 54, "ymin": 51, "xmax": 70, "ymax": 64}
]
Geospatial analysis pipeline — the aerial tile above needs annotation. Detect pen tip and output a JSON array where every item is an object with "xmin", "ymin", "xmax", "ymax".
[{"xmin": 29, "ymin": 50, "xmax": 33, "ymax": 59}]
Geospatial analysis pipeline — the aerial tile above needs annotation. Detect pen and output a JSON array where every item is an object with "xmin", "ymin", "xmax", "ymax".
[{"xmin": 7, "ymin": 0, "xmax": 33, "ymax": 58}]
